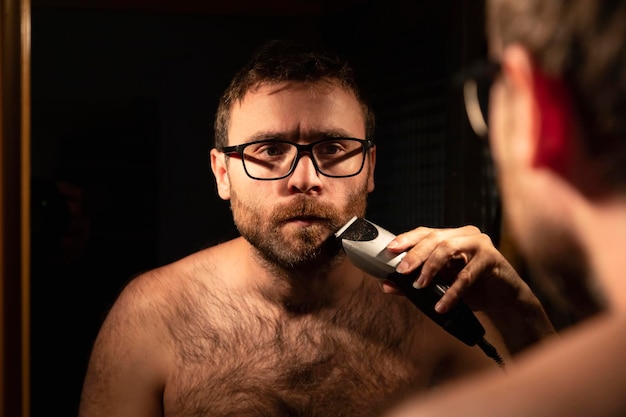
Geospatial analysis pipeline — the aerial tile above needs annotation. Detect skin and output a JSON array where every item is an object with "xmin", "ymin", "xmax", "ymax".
[
  {"xmin": 78, "ymin": 79, "xmax": 552, "ymax": 417},
  {"xmin": 381, "ymin": 34, "xmax": 626, "ymax": 417}
]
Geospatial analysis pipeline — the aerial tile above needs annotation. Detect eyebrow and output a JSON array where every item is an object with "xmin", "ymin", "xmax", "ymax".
[{"xmin": 241, "ymin": 129, "xmax": 357, "ymax": 144}]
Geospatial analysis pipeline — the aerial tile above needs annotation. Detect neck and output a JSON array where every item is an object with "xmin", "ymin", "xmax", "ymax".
[
  {"xmin": 239, "ymin": 238, "xmax": 368, "ymax": 314},
  {"xmin": 577, "ymin": 193, "xmax": 626, "ymax": 313}
]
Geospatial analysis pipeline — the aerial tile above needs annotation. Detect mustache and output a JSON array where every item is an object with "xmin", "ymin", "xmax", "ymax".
[{"xmin": 271, "ymin": 197, "xmax": 343, "ymax": 228}]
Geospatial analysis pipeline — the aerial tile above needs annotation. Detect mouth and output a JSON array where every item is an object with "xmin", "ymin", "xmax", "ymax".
[
  {"xmin": 281, "ymin": 216, "xmax": 327, "ymax": 227},
  {"xmin": 272, "ymin": 197, "xmax": 341, "ymax": 231}
]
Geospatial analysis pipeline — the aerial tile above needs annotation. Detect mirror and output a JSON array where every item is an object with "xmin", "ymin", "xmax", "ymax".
[{"xmin": 28, "ymin": 1, "xmax": 493, "ymax": 415}]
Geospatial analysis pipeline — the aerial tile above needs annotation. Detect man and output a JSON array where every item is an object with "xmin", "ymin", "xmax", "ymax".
[
  {"xmin": 382, "ymin": 1, "xmax": 626, "ymax": 416},
  {"xmin": 78, "ymin": 39, "xmax": 553, "ymax": 417}
]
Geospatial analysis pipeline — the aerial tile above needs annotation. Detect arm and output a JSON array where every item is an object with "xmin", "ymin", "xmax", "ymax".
[
  {"xmin": 384, "ymin": 313, "xmax": 626, "ymax": 417},
  {"xmin": 78, "ymin": 274, "xmax": 171, "ymax": 417},
  {"xmin": 385, "ymin": 225, "xmax": 556, "ymax": 355}
]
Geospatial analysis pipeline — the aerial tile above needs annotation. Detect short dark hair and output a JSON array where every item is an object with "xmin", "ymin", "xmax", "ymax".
[
  {"xmin": 213, "ymin": 39, "xmax": 375, "ymax": 150},
  {"xmin": 487, "ymin": 0, "xmax": 626, "ymax": 187}
]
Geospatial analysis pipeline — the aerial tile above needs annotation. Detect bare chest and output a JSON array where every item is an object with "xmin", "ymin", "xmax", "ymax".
[{"xmin": 162, "ymin": 298, "xmax": 436, "ymax": 417}]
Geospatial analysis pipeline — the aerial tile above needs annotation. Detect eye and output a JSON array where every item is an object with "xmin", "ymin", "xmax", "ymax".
[
  {"xmin": 316, "ymin": 141, "xmax": 344, "ymax": 156},
  {"xmin": 248, "ymin": 141, "xmax": 292, "ymax": 159}
]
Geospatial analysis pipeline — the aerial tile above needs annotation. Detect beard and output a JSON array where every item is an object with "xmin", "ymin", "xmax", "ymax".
[{"xmin": 229, "ymin": 184, "xmax": 369, "ymax": 272}]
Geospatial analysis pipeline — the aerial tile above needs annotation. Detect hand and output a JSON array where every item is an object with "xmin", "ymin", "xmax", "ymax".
[
  {"xmin": 384, "ymin": 225, "xmax": 528, "ymax": 315},
  {"xmin": 383, "ymin": 225, "xmax": 556, "ymax": 353}
]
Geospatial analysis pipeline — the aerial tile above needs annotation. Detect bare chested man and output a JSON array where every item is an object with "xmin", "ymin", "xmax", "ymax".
[{"xmin": 78, "ymin": 39, "xmax": 554, "ymax": 417}]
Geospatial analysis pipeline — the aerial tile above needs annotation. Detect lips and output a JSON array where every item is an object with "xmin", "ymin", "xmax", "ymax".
[
  {"xmin": 281, "ymin": 215, "xmax": 327, "ymax": 226},
  {"xmin": 274, "ymin": 199, "xmax": 328, "ymax": 221},
  {"xmin": 271, "ymin": 196, "xmax": 343, "ymax": 231}
]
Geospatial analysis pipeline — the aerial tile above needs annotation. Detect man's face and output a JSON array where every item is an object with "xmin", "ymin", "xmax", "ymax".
[{"xmin": 211, "ymin": 80, "xmax": 375, "ymax": 269}]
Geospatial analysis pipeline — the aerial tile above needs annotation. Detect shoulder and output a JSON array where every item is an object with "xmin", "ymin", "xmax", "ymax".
[
  {"xmin": 388, "ymin": 314, "xmax": 626, "ymax": 417},
  {"xmin": 114, "ymin": 239, "xmax": 243, "ymax": 322},
  {"xmin": 108, "ymin": 237, "xmax": 257, "ymax": 333},
  {"xmin": 84, "ymin": 241, "xmax": 240, "ymax": 367}
]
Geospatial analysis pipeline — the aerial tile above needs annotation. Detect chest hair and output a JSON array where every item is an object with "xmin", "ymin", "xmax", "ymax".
[{"xmin": 162, "ymin": 281, "xmax": 435, "ymax": 417}]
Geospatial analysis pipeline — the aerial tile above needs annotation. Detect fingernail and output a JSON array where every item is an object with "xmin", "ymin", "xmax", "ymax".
[
  {"xmin": 396, "ymin": 260, "xmax": 408, "ymax": 274},
  {"xmin": 387, "ymin": 240, "xmax": 398, "ymax": 249},
  {"xmin": 412, "ymin": 277, "xmax": 424, "ymax": 289}
]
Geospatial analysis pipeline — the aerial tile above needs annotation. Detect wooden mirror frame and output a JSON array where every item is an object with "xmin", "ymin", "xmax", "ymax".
[{"xmin": 1, "ymin": 0, "xmax": 31, "ymax": 415}]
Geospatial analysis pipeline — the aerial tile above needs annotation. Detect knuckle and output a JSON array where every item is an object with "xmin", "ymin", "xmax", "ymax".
[
  {"xmin": 464, "ymin": 225, "xmax": 482, "ymax": 234},
  {"xmin": 455, "ymin": 269, "xmax": 473, "ymax": 288},
  {"xmin": 479, "ymin": 231, "xmax": 494, "ymax": 245}
]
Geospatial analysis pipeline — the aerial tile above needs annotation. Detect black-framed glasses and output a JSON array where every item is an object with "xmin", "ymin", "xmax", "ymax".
[
  {"xmin": 220, "ymin": 137, "xmax": 374, "ymax": 180},
  {"xmin": 458, "ymin": 60, "xmax": 501, "ymax": 137}
]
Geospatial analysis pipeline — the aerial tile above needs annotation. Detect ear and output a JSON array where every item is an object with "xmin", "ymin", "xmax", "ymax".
[
  {"xmin": 532, "ymin": 65, "xmax": 573, "ymax": 174},
  {"xmin": 499, "ymin": 44, "xmax": 541, "ymax": 165},
  {"xmin": 501, "ymin": 44, "xmax": 572, "ymax": 174},
  {"xmin": 367, "ymin": 145, "xmax": 376, "ymax": 193},
  {"xmin": 210, "ymin": 148, "xmax": 231, "ymax": 200}
]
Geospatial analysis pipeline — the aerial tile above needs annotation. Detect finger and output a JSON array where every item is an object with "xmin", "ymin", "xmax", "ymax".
[
  {"xmin": 433, "ymin": 266, "xmax": 474, "ymax": 313},
  {"xmin": 380, "ymin": 280, "xmax": 404, "ymax": 295},
  {"xmin": 392, "ymin": 226, "xmax": 487, "ymax": 294},
  {"xmin": 406, "ymin": 234, "xmax": 476, "ymax": 288},
  {"xmin": 389, "ymin": 225, "xmax": 482, "ymax": 254},
  {"xmin": 394, "ymin": 228, "xmax": 462, "ymax": 276},
  {"xmin": 386, "ymin": 226, "xmax": 436, "ymax": 253}
]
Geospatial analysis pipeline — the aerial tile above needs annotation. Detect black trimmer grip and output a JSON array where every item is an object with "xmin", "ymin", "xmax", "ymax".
[{"xmin": 386, "ymin": 271, "xmax": 486, "ymax": 347}]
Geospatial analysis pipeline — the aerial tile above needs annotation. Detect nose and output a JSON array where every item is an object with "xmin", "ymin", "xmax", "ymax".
[{"xmin": 287, "ymin": 152, "xmax": 323, "ymax": 194}]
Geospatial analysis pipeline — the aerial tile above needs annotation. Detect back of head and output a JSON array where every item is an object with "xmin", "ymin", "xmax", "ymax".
[
  {"xmin": 214, "ymin": 39, "xmax": 375, "ymax": 149},
  {"xmin": 487, "ymin": 0, "xmax": 626, "ymax": 188}
]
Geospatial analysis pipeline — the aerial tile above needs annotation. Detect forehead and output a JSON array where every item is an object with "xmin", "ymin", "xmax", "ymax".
[{"xmin": 227, "ymin": 80, "xmax": 366, "ymax": 143}]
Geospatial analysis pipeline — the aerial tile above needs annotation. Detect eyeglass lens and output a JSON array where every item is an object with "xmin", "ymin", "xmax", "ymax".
[{"xmin": 241, "ymin": 139, "xmax": 366, "ymax": 179}]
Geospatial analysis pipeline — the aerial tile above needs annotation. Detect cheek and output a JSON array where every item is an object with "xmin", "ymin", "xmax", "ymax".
[
  {"xmin": 488, "ymin": 86, "xmax": 523, "ymax": 200},
  {"xmin": 229, "ymin": 186, "xmax": 270, "ymax": 223},
  {"xmin": 336, "ymin": 179, "xmax": 370, "ymax": 215}
]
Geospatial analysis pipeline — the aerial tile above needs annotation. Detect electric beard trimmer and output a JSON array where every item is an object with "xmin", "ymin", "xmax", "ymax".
[{"xmin": 335, "ymin": 216, "xmax": 504, "ymax": 367}]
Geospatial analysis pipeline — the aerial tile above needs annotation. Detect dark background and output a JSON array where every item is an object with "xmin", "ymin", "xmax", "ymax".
[{"xmin": 30, "ymin": 0, "xmax": 499, "ymax": 415}]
